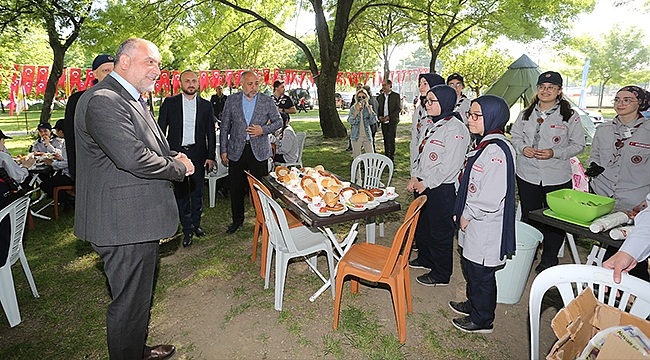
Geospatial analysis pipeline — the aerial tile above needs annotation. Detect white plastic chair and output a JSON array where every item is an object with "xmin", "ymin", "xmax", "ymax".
[
  {"xmin": 274, "ymin": 131, "xmax": 306, "ymax": 168},
  {"xmin": 529, "ymin": 264, "xmax": 650, "ymax": 359},
  {"xmin": 255, "ymin": 185, "xmax": 335, "ymax": 311},
  {"xmin": 0, "ymin": 195, "xmax": 39, "ymax": 327},
  {"xmin": 350, "ymin": 153, "xmax": 394, "ymax": 238},
  {"xmin": 205, "ymin": 163, "xmax": 228, "ymax": 208}
]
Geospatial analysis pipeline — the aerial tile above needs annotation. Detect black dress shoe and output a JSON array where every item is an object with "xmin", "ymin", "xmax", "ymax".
[
  {"xmin": 193, "ymin": 227, "xmax": 206, "ymax": 237},
  {"xmin": 182, "ymin": 234, "xmax": 192, "ymax": 247},
  {"xmin": 449, "ymin": 300, "xmax": 471, "ymax": 316},
  {"xmin": 143, "ymin": 344, "xmax": 176, "ymax": 360},
  {"xmin": 451, "ymin": 316, "xmax": 493, "ymax": 334},
  {"xmin": 226, "ymin": 222, "xmax": 243, "ymax": 234}
]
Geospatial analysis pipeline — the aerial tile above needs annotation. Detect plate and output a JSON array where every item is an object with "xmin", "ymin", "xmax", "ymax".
[
  {"xmin": 344, "ymin": 200, "xmax": 378, "ymax": 211},
  {"xmin": 543, "ymin": 209, "xmax": 592, "ymax": 228},
  {"xmin": 269, "ymin": 171, "xmax": 277, "ymax": 179},
  {"xmin": 375, "ymin": 192, "xmax": 399, "ymax": 202},
  {"xmin": 308, "ymin": 203, "xmax": 347, "ymax": 216}
]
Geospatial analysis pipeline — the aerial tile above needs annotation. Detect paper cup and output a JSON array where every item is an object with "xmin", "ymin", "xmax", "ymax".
[
  {"xmin": 386, "ymin": 186, "xmax": 395, "ymax": 196},
  {"xmin": 312, "ymin": 196, "xmax": 322, "ymax": 208},
  {"xmin": 341, "ymin": 181, "xmax": 351, "ymax": 187}
]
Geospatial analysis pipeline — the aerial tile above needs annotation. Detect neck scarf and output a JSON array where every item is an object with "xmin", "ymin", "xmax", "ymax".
[{"xmin": 453, "ymin": 95, "xmax": 516, "ymax": 260}]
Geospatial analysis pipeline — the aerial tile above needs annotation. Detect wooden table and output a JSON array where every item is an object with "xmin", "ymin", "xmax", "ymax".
[
  {"xmin": 261, "ymin": 175, "xmax": 401, "ymax": 243},
  {"xmin": 529, "ymin": 208, "xmax": 622, "ymax": 265}
]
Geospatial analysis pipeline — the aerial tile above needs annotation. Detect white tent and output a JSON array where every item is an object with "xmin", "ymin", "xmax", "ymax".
[{"xmin": 484, "ymin": 54, "xmax": 596, "ymax": 144}]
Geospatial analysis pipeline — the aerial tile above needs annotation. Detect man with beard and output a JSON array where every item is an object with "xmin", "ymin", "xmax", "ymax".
[
  {"xmin": 159, "ymin": 70, "xmax": 216, "ymax": 247},
  {"xmin": 75, "ymin": 38, "xmax": 193, "ymax": 359}
]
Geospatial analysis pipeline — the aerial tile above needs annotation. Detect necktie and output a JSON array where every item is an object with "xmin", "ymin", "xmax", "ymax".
[{"xmin": 138, "ymin": 96, "xmax": 156, "ymax": 128}]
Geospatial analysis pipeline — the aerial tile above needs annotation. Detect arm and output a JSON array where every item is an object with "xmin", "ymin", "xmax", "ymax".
[
  {"xmin": 347, "ymin": 110, "xmax": 360, "ymax": 125},
  {"xmin": 604, "ymin": 201, "xmax": 650, "ymax": 283},
  {"xmin": 509, "ymin": 112, "xmax": 528, "ymax": 154},
  {"xmin": 278, "ymin": 128, "xmax": 297, "ymax": 155},
  {"xmin": 552, "ymin": 113, "xmax": 586, "ymax": 160},
  {"xmin": 420, "ymin": 124, "xmax": 469, "ymax": 190},
  {"xmin": 388, "ymin": 93, "xmax": 401, "ymax": 119},
  {"xmin": 157, "ymin": 97, "xmax": 170, "ymax": 136},
  {"xmin": 85, "ymin": 93, "xmax": 186, "ymax": 181},
  {"xmin": 220, "ymin": 96, "xmax": 234, "ymax": 162},
  {"xmin": 204, "ymin": 102, "xmax": 216, "ymax": 161},
  {"xmin": 462, "ymin": 145, "xmax": 509, "ymax": 222}
]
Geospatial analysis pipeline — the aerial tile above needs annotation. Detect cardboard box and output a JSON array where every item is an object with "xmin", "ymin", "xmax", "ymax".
[{"xmin": 547, "ymin": 287, "xmax": 650, "ymax": 359}]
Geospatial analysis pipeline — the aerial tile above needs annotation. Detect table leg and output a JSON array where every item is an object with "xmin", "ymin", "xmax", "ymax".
[
  {"xmin": 309, "ymin": 224, "xmax": 359, "ymax": 302},
  {"xmin": 565, "ymin": 233, "xmax": 581, "ymax": 264},
  {"xmin": 366, "ymin": 216, "xmax": 376, "ymax": 244}
]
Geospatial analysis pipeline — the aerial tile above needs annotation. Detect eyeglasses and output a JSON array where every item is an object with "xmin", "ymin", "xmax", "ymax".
[
  {"xmin": 448, "ymin": 83, "xmax": 464, "ymax": 88},
  {"xmin": 423, "ymin": 98, "xmax": 438, "ymax": 106},
  {"xmin": 357, "ymin": 96, "xmax": 366, "ymax": 100},
  {"xmin": 466, "ymin": 112, "xmax": 483, "ymax": 121},
  {"xmin": 537, "ymin": 85, "xmax": 559, "ymax": 92},
  {"xmin": 612, "ymin": 97, "xmax": 638, "ymax": 105}
]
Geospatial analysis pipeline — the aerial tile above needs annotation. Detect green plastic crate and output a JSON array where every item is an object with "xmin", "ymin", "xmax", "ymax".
[{"xmin": 546, "ymin": 189, "xmax": 615, "ymax": 223}]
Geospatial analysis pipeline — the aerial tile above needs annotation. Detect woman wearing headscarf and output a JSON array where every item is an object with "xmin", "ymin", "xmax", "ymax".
[
  {"xmin": 588, "ymin": 85, "xmax": 650, "ymax": 281},
  {"xmin": 450, "ymin": 95, "xmax": 516, "ymax": 333},
  {"xmin": 410, "ymin": 73, "xmax": 445, "ymax": 173},
  {"xmin": 347, "ymin": 88, "xmax": 378, "ymax": 158},
  {"xmin": 510, "ymin": 71, "xmax": 585, "ymax": 274},
  {"xmin": 408, "ymin": 85, "xmax": 470, "ymax": 286}
]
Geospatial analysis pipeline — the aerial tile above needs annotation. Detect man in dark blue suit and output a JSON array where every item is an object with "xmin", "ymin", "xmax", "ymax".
[{"xmin": 159, "ymin": 70, "xmax": 216, "ymax": 247}]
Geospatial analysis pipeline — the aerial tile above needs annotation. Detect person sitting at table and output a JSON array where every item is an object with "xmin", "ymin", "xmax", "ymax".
[
  {"xmin": 510, "ymin": 71, "xmax": 586, "ymax": 274},
  {"xmin": 450, "ymin": 94, "xmax": 516, "ymax": 334},
  {"xmin": 32, "ymin": 122, "xmax": 64, "ymax": 154},
  {"xmin": 0, "ymin": 129, "xmax": 35, "ymax": 266},
  {"xmin": 604, "ymin": 191, "xmax": 650, "ymax": 284},
  {"xmin": 40, "ymin": 120, "xmax": 74, "ymax": 204},
  {"xmin": 272, "ymin": 116, "xmax": 298, "ymax": 164},
  {"xmin": 587, "ymin": 85, "xmax": 650, "ymax": 280},
  {"xmin": 408, "ymin": 85, "xmax": 469, "ymax": 287}
]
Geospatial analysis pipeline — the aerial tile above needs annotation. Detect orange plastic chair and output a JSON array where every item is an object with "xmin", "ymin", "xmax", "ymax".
[
  {"xmin": 245, "ymin": 171, "xmax": 302, "ymax": 278},
  {"xmin": 53, "ymin": 185, "xmax": 74, "ymax": 220},
  {"xmin": 333, "ymin": 195, "xmax": 427, "ymax": 343}
]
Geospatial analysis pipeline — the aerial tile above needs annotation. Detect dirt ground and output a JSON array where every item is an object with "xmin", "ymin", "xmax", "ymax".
[{"xmin": 146, "ymin": 219, "xmax": 579, "ymax": 360}]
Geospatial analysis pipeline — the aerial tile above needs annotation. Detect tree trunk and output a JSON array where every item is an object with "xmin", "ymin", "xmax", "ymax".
[
  {"xmin": 316, "ymin": 66, "xmax": 347, "ymax": 138},
  {"xmin": 40, "ymin": 44, "xmax": 65, "ymax": 124},
  {"xmin": 383, "ymin": 44, "xmax": 390, "ymax": 81}
]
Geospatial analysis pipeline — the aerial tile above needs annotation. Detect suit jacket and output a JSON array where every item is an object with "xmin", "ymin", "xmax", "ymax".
[
  {"xmin": 158, "ymin": 93, "xmax": 216, "ymax": 165},
  {"xmin": 220, "ymin": 92, "xmax": 282, "ymax": 162},
  {"xmin": 74, "ymin": 75, "xmax": 186, "ymax": 246},
  {"xmin": 377, "ymin": 91, "xmax": 401, "ymax": 123},
  {"xmin": 64, "ymin": 90, "xmax": 84, "ymax": 181}
]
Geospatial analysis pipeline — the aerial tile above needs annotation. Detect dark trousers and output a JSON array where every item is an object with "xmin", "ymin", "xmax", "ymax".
[
  {"xmin": 517, "ymin": 176, "xmax": 572, "ymax": 267},
  {"xmin": 461, "ymin": 256, "xmax": 498, "ymax": 327},
  {"xmin": 92, "ymin": 241, "xmax": 159, "ymax": 360},
  {"xmin": 40, "ymin": 173, "xmax": 74, "ymax": 201},
  {"xmin": 380, "ymin": 120, "xmax": 398, "ymax": 161},
  {"xmin": 229, "ymin": 143, "xmax": 268, "ymax": 224},
  {"xmin": 173, "ymin": 158, "xmax": 205, "ymax": 236},
  {"xmin": 413, "ymin": 183, "xmax": 456, "ymax": 283}
]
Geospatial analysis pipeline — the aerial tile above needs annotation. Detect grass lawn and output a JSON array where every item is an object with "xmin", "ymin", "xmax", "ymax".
[{"xmin": 0, "ymin": 111, "xmax": 595, "ymax": 359}]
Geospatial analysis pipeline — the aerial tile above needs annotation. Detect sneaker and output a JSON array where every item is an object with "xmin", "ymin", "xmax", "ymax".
[
  {"xmin": 408, "ymin": 258, "xmax": 430, "ymax": 270},
  {"xmin": 449, "ymin": 301, "xmax": 471, "ymax": 316},
  {"xmin": 534, "ymin": 262, "xmax": 557, "ymax": 275},
  {"xmin": 416, "ymin": 274, "xmax": 449, "ymax": 287},
  {"xmin": 452, "ymin": 316, "xmax": 493, "ymax": 334}
]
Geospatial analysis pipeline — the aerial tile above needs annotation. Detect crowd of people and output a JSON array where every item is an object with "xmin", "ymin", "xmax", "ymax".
[{"xmin": 2, "ymin": 35, "xmax": 650, "ymax": 358}]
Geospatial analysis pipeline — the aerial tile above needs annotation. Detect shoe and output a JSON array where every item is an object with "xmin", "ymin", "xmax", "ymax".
[
  {"xmin": 193, "ymin": 227, "xmax": 206, "ymax": 237},
  {"xmin": 534, "ymin": 262, "xmax": 556, "ymax": 275},
  {"xmin": 408, "ymin": 258, "xmax": 430, "ymax": 270},
  {"xmin": 416, "ymin": 274, "xmax": 449, "ymax": 287},
  {"xmin": 449, "ymin": 300, "xmax": 471, "ymax": 316},
  {"xmin": 226, "ymin": 222, "xmax": 243, "ymax": 234},
  {"xmin": 451, "ymin": 316, "xmax": 493, "ymax": 334},
  {"xmin": 182, "ymin": 234, "xmax": 192, "ymax": 247},
  {"xmin": 411, "ymin": 243, "xmax": 418, "ymax": 252},
  {"xmin": 143, "ymin": 344, "xmax": 176, "ymax": 360}
]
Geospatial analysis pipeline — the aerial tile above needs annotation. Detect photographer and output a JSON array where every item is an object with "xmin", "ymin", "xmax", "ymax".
[{"xmin": 347, "ymin": 88, "xmax": 378, "ymax": 158}]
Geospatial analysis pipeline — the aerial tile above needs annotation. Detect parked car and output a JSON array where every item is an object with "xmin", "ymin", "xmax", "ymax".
[
  {"xmin": 335, "ymin": 92, "xmax": 354, "ymax": 109},
  {"xmin": 585, "ymin": 109, "xmax": 604, "ymax": 126},
  {"xmin": 288, "ymin": 88, "xmax": 314, "ymax": 110}
]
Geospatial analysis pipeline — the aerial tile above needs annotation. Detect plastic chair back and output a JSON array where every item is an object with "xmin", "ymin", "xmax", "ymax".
[
  {"xmin": 380, "ymin": 195, "xmax": 426, "ymax": 276},
  {"xmin": 0, "ymin": 195, "xmax": 39, "ymax": 327},
  {"xmin": 529, "ymin": 264, "xmax": 650, "ymax": 359},
  {"xmin": 255, "ymin": 185, "xmax": 298, "ymax": 254},
  {"xmin": 350, "ymin": 153, "xmax": 393, "ymax": 188}
]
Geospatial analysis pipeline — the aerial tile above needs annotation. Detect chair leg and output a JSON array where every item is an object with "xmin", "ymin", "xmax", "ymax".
[
  {"xmin": 251, "ymin": 220, "xmax": 261, "ymax": 262},
  {"xmin": 264, "ymin": 245, "xmax": 274, "ymax": 289},
  {"xmin": 404, "ymin": 266, "xmax": 413, "ymax": 313},
  {"xmin": 392, "ymin": 279, "xmax": 407, "ymax": 343},
  {"xmin": 333, "ymin": 268, "xmax": 346, "ymax": 330},
  {"xmin": 326, "ymin": 247, "xmax": 336, "ymax": 299},
  {"xmin": 351, "ymin": 278, "xmax": 360, "ymax": 294},
  {"xmin": 208, "ymin": 176, "xmax": 217, "ymax": 208},
  {"xmin": 20, "ymin": 252, "xmax": 39, "ymax": 298},
  {"xmin": 260, "ymin": 225, "xmax": 269, "ymax": 278},
  {"xmin": 53, "ymin": 188, "xmax": 60, "ymax": 220},
  {"xmin": 275, "ymin": 253, "xmax": 289, "ymax": 311},
  {"xmin": 0, "ymin": 267, "xmax": 22, "ymax": 327}
]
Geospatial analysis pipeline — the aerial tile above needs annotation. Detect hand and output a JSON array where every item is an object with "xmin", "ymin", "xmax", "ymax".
[
  {"xmin": 43, "ymin": 158, "xmax": 54, "ymax": 165},
  {"xmin": 459, "ymin": 216, "xmax": 470, "ymax": 231},
  {"xmin": 534, "ymin": 148, "xmax": 554, "ymax": 160},
  {"xmin": 246, "ymin": 124, "xmax": 263, "ymax": 137},
  {"xmin": 204, "ymin": 159, "xmax": 215, "ymax": 172},
  {"xmin": 175, "ymin": 152, "xmax": 194, "ymax": 176},
  {"xmin": 406, "ymin": 177, "xmax": 419, "ymax": 192},
  {"xmin": 522, "ymin": 146, "xmax": 537, "ymax": 158},
  {"xmin": 413, "ymin": 180, "xmax": 426, "ymax": 194},
  {"xmin": 53, "ymin": 153, "xmax": 63, "ymax": 161},
  {"xmin": 220, "ymin": 153, "xmax": 229, "ymax": 167},
  {"xmin": 603, "ymin": 251, "xmax": 638, "ymax": 284}
]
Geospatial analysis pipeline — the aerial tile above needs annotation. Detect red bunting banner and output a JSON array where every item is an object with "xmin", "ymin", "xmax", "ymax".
[
  {"xmin": 84, "ymin": 69, "xmax": 96, "ymax": 89},
  {"xmin": 263, "ymin": 68, "xmax": 270, "ymax": 85},
  {"xmin": 199, "ymin": 71, "xmax": 209, "ymax": 90},
  {"xmin": 211, "ymin": 70, "xmax": 221, "ymax": 88},
  {"xmin": 233, "ymin": 71, "xmax": 242, "ymax": 87},
  {"xmin": 21, "ymin": 65, "xmax": 36, "ymax": 95},
  {"xmin": 160, "ymin": 70, "xmax": 170, "ymax": 94},
  {"xmin": 272, "ymin": 69, "xmax": 280, "ymax": 84},
  {"xmin": 35, "ymin": 66, "xmax": 49, "ymax": 96},
  {"xmin": 172, "ymin": 70, "xmax": 180, "ymax": 94},
  {"xmin": 68, "ymin": 68, "xmax": 82, "ymax": 92}
]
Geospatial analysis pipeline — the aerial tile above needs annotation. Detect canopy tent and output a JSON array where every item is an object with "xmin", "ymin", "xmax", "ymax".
[{"xmin": 484, "ymin": 54, "xmax": 596, "ymax": 144}]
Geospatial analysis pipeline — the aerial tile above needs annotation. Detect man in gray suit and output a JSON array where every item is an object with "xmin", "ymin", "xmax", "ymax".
[
  {"xmin": 75, "ymin": 38, "xmax": 194, "ymax": 360},
  {"xmin": 220, "ymin": 71, "xmax": 282, "ymax": 234}
]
